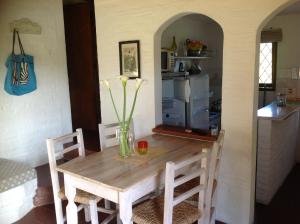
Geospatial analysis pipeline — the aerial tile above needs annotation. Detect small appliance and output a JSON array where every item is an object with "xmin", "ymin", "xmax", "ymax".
[{"xmin": 161, "ymin": 49, "xmax": 175, "ymax": 72}]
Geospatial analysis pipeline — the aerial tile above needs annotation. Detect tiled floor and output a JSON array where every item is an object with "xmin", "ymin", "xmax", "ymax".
[
  {"xmin": 15, "ymin": 202, "xmax": 112, "ymax": 224},
  {"xmin": 255, "ymin": 164, "xmax": 300, "ymax": 224}
]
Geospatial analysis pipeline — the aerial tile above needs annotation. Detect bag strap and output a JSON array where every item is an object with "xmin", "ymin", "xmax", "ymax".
[
  {"xmin": 12, "ymin": 29, "xmax": 26, "ymax": 55},
  {"xmin": 12, "ymin": 29, "xmax": 16, "ymax": 55},
  {"xmin": 16, "ymin": 31, "xmax": 25, "ymax": 55}
]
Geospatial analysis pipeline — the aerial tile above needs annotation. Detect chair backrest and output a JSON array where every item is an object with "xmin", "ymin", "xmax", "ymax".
[
  {"xmin": 46, "ymin": 128, "xmax": 85, "ymax": 197},
  {"xmin": 98, "ymin": 121, "xmax": 135, "ymax": 150},
  {"xmin": 204, "ymin": 129, "xmax": 225, "ymax": 223},
  {"xmin": 163, "ymin": 149, "xmax": 211, "ymax": 224}
]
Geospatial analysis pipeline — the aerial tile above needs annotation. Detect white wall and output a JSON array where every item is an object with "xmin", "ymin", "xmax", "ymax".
[
  {"xmin": 0, "ymin": 0, "xmax": 72, "ymax": 167},
  {"xmin": 161, "ymin": 14, "xmax": 223, "ymax": 102},
  {"xmin": 258, "ymin": 13, "xmax": 300, "ymax": 108},
  {"xmin": 94, "ymin": 0, "xmax": 295, "ymax": 223},
  {"xmin": 272, "ymin": 13, "xmax": 300, "ymax": 97}
]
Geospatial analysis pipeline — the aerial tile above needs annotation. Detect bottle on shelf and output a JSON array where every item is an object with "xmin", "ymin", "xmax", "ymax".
[
  {"xmin": 183, "ymin": 41, "xmax": 188, "ymax": 57},
  {"xmin": 170, "ymin": 36, "xmax": 178, "ymax": 56}
]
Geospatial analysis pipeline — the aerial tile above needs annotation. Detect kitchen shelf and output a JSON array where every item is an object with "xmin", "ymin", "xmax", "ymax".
[
  {"xmin": 174, "ymin": 56, "xmax": 211, "ymax": 60},
  {"xmin": 174, "ymin": 50, "xmax": 215, "ymax": 60}
]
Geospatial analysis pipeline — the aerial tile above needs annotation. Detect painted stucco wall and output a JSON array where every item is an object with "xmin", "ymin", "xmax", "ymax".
[
  {"xmin": 0, "ymin": 0, "xmax": 72, "ymax": 167},
  {"xmin": 95, "ymin": 1, "xmax": 296, "ymax": 223}
]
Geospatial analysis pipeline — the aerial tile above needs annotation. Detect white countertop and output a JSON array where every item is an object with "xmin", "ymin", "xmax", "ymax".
[{"xmin": 257, "ymin": 102, "xmax": 299, "ymax": 120}]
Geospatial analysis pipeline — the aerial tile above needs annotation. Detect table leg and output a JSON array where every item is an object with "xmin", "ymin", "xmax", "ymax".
[
  {"xmin": 119, "ymin": 191, "xmax": 133, "ymax": 224},
  {"xmin": 64, "ymin": 174, "xmax": 78, "ymax": 224}
]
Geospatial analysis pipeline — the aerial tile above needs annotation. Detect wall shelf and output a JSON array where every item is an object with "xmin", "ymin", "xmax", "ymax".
[{"xmin": 174, "ymin": 56, "xmax": 211, "ymax": 60}]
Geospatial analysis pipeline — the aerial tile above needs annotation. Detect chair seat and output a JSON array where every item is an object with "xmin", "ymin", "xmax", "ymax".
[
  {"xmin": 58, "ymin": 186, "xmax": 102, "ymax": 205},
  {"xmin": 174, "ymin": 178, "xmax": 217, "ymax": 202},
  {"xmin": 132, "ymin": 196, "xmax": 202, "ymax": 224}
]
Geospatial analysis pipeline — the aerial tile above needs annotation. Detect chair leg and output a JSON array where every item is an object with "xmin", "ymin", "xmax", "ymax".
[
  {"xmin": 89, "ymin": 199, "xmax": 99, "ymax": 224},
  {"xmin": 53, "ymin": 197, "xmax": 64, "ymax": 224},
  {"xmin": 104, "ymin": 199, "xmax": 111, "ymax": 209},
  {"xmin": 84, "ymin": 205, "xmax": 91, "ymax": 222}
]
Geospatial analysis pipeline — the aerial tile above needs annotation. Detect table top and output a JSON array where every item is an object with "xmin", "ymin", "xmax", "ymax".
[
  {"xmin": 257, "ymin": 102, "xmax": 299, "ymax": 120},
  {"xmin": 57, "ymin": 134, "xmax": 212, "ymax": 192}
]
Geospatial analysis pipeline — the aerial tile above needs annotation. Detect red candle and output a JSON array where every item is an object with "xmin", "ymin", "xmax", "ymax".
[{"xmin": 137, "ymin": 140, "xmax": 148, "ymax": 155}]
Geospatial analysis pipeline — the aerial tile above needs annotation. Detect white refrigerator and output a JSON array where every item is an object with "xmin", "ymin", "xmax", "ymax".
[{"xmin": 162, "ymin": 74, "xmax": 210, "ymax": 130}]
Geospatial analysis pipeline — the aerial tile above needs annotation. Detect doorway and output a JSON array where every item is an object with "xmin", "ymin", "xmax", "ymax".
[
  {"xmin": 159, "ymin": 14, "xmax": 223, "ymax": 136},
  {"xmin": 63, "ymin": 0, "xmax": 101, "ymax": 151},
  {"xmin": 255, "ymin": 1, "xmax": 300, "ymax": 223}
]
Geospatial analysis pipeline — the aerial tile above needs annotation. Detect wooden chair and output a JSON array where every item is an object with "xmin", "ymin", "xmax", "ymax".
[
  {"xmin": 46, "ymin": 128, "xmax": 116, "ymax": 224},
  {"xmin": 174, "ymin": 130, "xmax": 225, "ymax": 224},
  {"xmin": 132, "ymin": 149, "xmax": 212, "ymax": 224},
  {"xmin": 205, "ymin": 129, "xmax": 225, "ymax": 224},
  {"xmin": 99, "ymin": 121, "xmax": 135, "ymax": 150}
]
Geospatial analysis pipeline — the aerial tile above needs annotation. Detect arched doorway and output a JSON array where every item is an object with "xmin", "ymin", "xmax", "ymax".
[
  {"xmin": 153, "ymin": 13, "xmax": 223, "ymax": 137},
  {"xmin": 255, "ymin": 0, "xmax": 300, "ymax": 223}
]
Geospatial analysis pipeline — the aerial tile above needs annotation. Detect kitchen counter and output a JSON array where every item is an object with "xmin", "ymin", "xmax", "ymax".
[
  {"xmin": 257, "ymin": 102, "xmax": 299, "ymax": 120},
  {"xmin": 256, "ymin": 102, "xmax": 299, "ymax": 204}
]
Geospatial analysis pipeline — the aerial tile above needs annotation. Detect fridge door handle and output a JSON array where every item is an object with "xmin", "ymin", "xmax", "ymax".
[{"xmin": 185, "ymin": 79, "xmax": 191, "ymax": 103}]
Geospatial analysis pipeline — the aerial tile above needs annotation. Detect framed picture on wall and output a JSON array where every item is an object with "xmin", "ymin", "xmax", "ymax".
[{"xmin": 119, "ymin": 40, "xmax": 141, "ymax": 78}]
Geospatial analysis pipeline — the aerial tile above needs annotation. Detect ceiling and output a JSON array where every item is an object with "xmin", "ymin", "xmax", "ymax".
[
  {"xmin": 279, "ymin": 1, "xmax": 300, "ymax": 15},
  {"xmin": 62, "ymin": 1, "xmax": 300, "ymax": 13}
]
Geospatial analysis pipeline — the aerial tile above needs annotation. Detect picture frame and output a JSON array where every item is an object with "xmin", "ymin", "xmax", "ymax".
[{"xmin": 119, "ymin": 40, "xmax": 141, "ymax": 79}]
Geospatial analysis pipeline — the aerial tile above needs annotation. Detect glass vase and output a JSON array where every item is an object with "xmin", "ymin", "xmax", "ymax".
[{"xmin": 116, "ymin": 126, "xmax": 135, "ymax": 158}]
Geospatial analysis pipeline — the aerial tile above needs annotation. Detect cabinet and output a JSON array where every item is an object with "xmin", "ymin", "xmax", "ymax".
[{"xmin": 257, "ymin": 104, "xmax": 299, "ymax": 204}]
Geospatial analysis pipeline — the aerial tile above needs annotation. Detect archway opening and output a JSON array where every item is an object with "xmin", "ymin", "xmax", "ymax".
[
  {"xmin": 154, "ymin": 13, "xmax": 224, "ymax": 138},
  {"xmin": 255, "ymin": 1, "xmax": 300, "ymax": 222}
]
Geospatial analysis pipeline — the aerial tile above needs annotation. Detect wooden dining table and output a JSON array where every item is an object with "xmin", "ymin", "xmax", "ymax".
[{"xmin": 57, "ymin": 134, "xmax": 213, "ymax": 224}]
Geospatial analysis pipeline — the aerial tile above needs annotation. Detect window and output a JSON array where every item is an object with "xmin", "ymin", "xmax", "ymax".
[{"xmin": 259, "ymin": 42, "xmax": 277, "ymax": 91}]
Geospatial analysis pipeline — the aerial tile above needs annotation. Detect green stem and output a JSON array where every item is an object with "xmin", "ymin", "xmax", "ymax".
[
  {"xmin": 108, "ymin": 88, "xmax": 121, "ymax": 123},
  {"xmin": 122, "ymin": 83, "xmax": 126, "ymax": 129},
  {"xmin": 120, "ymin": 133, "xmax": 126, "ymax": 157},
  {"xmin": 126, "ymin": 88, "xmax": 139, "ymax": 127}
]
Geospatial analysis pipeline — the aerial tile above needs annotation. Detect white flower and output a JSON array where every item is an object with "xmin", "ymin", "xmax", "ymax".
[
  {"xmin": 135, "ymin": 78, "xmax": 144, "ymax": 90},
  {"xmin": 100, "ymin": 80, "xmax": 111, "ymax": 89},
  {"xmin": 119, "ymin": 76, "xmax": 129, "ymax": 87}
]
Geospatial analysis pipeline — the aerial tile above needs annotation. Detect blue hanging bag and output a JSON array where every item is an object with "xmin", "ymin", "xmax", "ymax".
[{"xmin": 4, "ymin": 30, "xmax": 37, "ymax": 96}]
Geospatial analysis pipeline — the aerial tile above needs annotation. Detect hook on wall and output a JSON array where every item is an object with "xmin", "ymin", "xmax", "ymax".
[{"xmin": 10, "ymin": 18, "xmax": 42, "ymax": 35}]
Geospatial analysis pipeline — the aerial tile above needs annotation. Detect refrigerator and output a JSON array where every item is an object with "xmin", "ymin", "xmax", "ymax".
[{"xmin": 162, "ymin": 74, "xmax": 210, "ymax": 131}]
